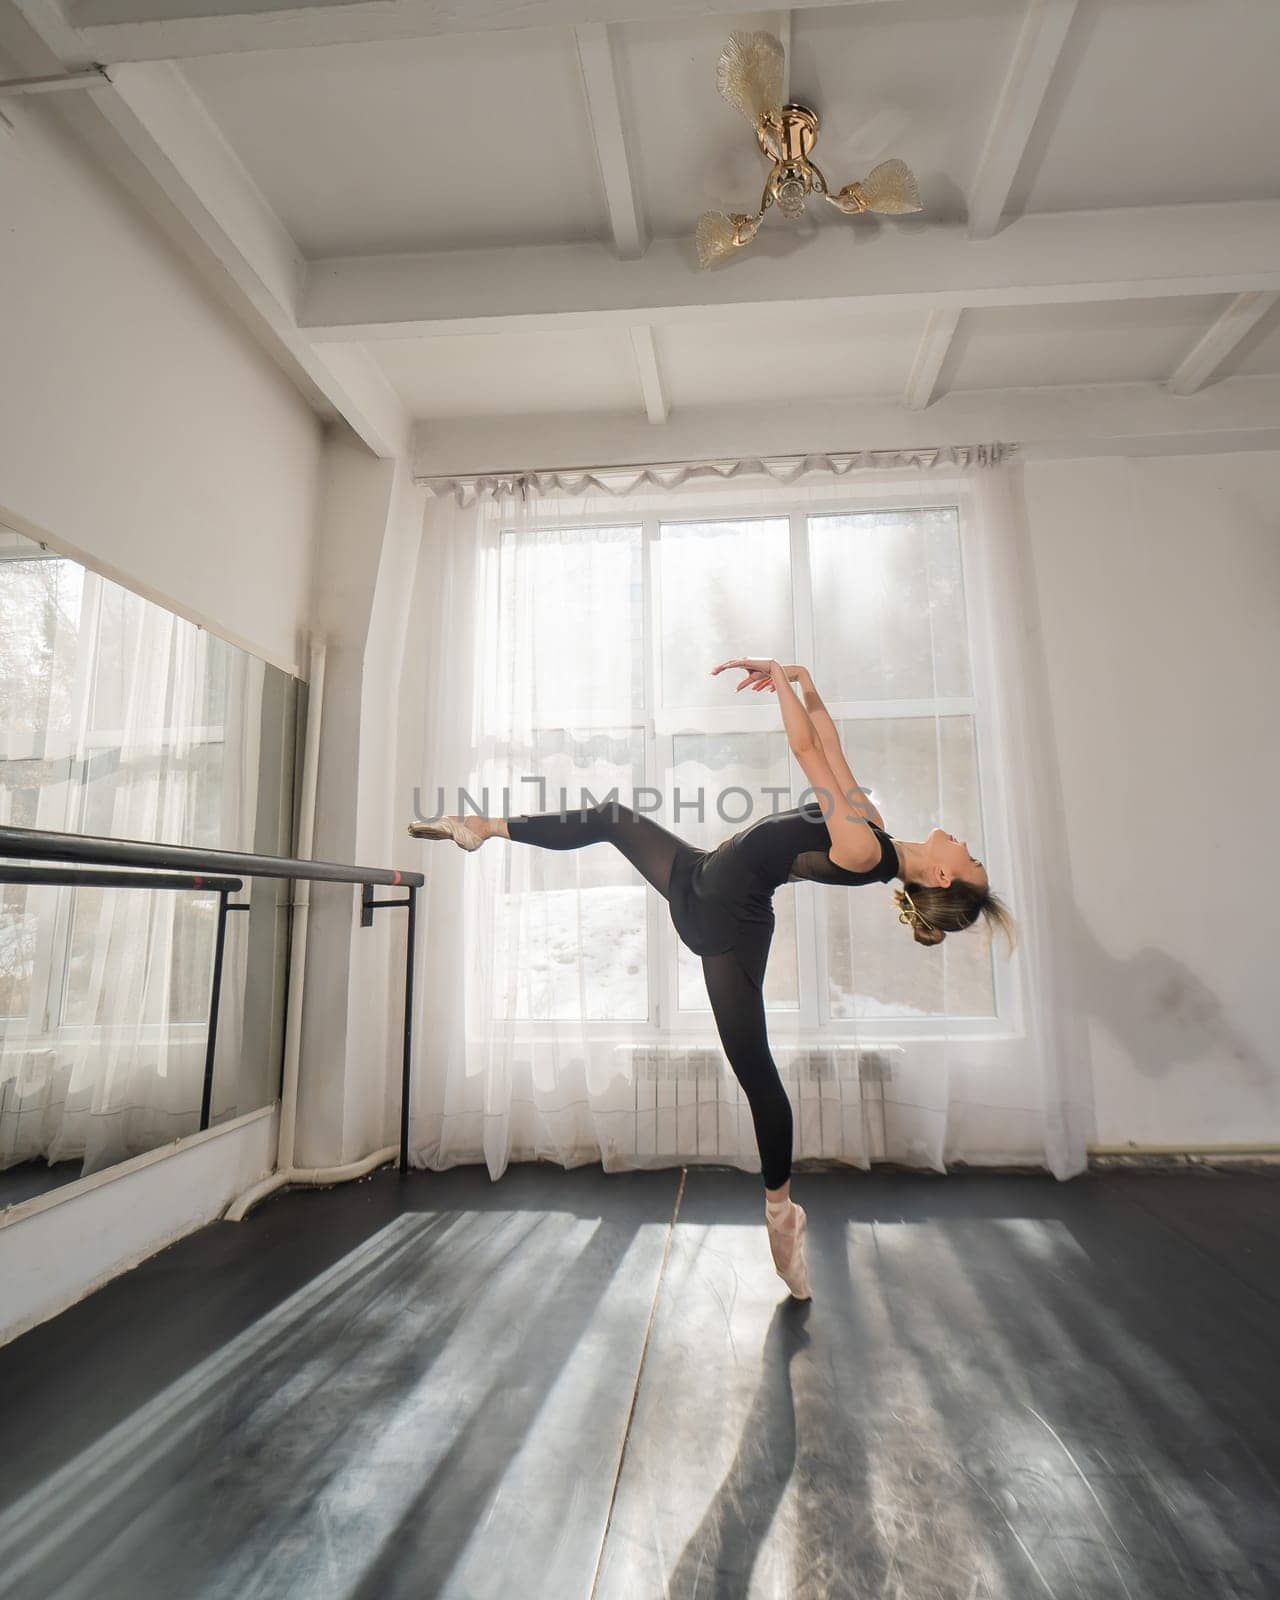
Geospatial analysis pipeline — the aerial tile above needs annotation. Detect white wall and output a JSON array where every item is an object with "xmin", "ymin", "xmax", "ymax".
[
  {"xmin": 0, "ymin": 95, "xmax": 325, "ymax": 1338},
  {"xmin": 1022, "ymin": 451, "xmax": 1280, "ymax": 1146},
  {"xmin": 0, "ymin": 95, "xmax": 323, "ymax": 675}
]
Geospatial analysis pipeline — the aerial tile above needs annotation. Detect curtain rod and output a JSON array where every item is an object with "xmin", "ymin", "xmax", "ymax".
[{"xmin": 413, "ymin": 443, "xmax": 1019, "ymax": 500}]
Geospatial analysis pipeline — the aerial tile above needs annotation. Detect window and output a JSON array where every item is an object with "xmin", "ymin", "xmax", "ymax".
[
  {"xmin": 484, "ymin": 490, "xmax": 1002, "ymax": 1037},
  {"xmin": 487, "ymin": 524, "xmax": 648, "ymax": 1025}
]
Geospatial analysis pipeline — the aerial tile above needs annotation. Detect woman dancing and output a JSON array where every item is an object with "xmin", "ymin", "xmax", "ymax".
[{"xmin": 409, "ymin": 657, "xmax": 1015, "ymax": 1302}]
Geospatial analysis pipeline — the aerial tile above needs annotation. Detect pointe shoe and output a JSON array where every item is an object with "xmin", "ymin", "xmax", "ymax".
[
  {"xmin": 406, "ymin": 815, "xmax": 485, "ymax": 850},
  {"xmin": 765, "ymin": 1199, "xmax": 812, "ymax": 1301}
]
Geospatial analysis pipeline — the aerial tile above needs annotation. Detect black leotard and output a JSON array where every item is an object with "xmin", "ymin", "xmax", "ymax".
[{"xmin": 667, "ymin": 799, "xmax": 900, "ymax": 980}]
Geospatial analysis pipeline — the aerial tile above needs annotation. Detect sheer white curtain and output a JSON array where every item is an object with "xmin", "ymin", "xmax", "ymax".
[
  {"xmin": 405, "ymin": 459, "xmax": 1091, "ymax": 1182},
  {"xmin": 0, "ymin": 557, "xmax": 262, "ymax": 1176}
]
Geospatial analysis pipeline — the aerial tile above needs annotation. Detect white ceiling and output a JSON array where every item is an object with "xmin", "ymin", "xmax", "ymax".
[
  {"xmin": 940, "ymin": 298, "xmax": 1232, "ymax": 392},
  {"xmin": 1010, "ymin": 0, "xmax": 1280, "ymax": 213},
  {"xmin": 657, "ymin": 308, "xmax": 924, "ymax": 407},
  {"xmin": 11, "ymin": 0, "xmax": 1280, "ymax": 464},
  {"xmin": 1224, "ymin": 303, "xmax": 1280, "ymax": 379},
  {"xmin": 182, "ymin": 29, "xmax": 609, "ymax": 256},
  {"xmin": 368, "ymin": 328, "xmax": 643, "ymax": 417}
]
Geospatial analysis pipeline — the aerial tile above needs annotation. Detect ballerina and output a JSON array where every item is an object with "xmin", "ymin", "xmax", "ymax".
[{"xmin": 410, "ymin": 657, "xmax": 1015, "ymax": 1300}]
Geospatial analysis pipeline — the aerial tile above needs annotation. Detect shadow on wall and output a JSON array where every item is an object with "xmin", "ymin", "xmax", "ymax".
[{"xmin": 1065, "ymin": 900, "xmax": 1272, "ymax": 1098}]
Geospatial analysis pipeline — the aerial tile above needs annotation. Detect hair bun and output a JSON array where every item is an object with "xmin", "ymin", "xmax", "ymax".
[{"xmin": 893, "ymin": 887, "xmax": 946, "ymax": 946}]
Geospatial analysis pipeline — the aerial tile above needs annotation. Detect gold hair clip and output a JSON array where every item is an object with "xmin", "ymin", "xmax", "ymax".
[{"xmin": 898, "ymin": 888, "xmax": 936, "ymax": 933}]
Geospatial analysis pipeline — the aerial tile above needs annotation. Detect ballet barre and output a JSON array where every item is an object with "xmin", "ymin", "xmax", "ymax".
[{"xmin": 0, "ymin": 826, "xmax": 425, "ymax": 1173}]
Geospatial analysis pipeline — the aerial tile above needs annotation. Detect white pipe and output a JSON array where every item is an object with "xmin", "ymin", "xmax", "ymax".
[
  {"xmin": 223, "ymin": 1145, "xmax": 397, "ymax": 1222},
  {"xmin": 223, "ymin": 1171, "xmax": 290, "ymax": 1222},
  {"xmin": 278, "ymin": 1147, "xmax": 399, "ymax": 1185}
]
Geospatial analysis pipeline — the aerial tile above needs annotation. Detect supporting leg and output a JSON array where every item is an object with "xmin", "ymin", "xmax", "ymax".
[
  {"xmin": 702, "ymin": 946, "xmax": 811, "ymax": 1299},
  {"xmin": 701, "ymin": 947, "xmax": 793, "ymax": 1190}
]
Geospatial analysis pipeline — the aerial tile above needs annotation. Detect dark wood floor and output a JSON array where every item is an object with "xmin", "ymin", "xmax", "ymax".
[{"xmin": 1, "ymin": 1162, "xmax": 1278, "ymax": 1599}]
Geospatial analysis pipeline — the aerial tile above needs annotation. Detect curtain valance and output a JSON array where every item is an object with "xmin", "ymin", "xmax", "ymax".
[{"xmin": 416, "ymin": 443, "xmax": 1019, "ymax": 506}]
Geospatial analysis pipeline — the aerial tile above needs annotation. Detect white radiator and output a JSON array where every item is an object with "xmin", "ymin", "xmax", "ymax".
[
  {"xmin": 625, "ymin": 1043, "xmax": 898, "ymax": 1084},
  {"xmin": 611, "ymin": 1042, "xmax": 903, "ymax": 1167}
]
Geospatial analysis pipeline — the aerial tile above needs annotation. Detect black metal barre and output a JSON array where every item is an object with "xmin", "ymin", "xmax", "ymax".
[
  {"xmin": 0, "ymin": 865, "xmax": 243, "ymax": 892},
  {"xmin": 0, "ymin": 823, "xmax": 423, "ymax": 890},
  {"xmin": 0, "ymin": 826, "xmax": 423, "ymax": 1174}
]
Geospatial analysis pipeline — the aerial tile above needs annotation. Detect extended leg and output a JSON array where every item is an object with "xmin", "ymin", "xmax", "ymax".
[{"xmin": 505, "ymin": 800, "xmax": 687, "ymax": 901}]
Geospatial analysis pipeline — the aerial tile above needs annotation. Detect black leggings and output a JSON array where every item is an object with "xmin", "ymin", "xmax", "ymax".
[{"xmin": 505, "ymin": 801, "xmax": 793, "ymax": 1190}]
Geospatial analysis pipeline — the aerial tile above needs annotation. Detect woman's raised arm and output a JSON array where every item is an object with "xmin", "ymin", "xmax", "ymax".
[
  {"xmin": 789, "ymin": 668, "xmax": 885, "ymax": 831},
  {"xmin": 711, "ymin": 657, "xmax": 885, "ymax": 831},
  {"xmin": 711, "ymin": 657, "xmax": 883, "ymax": 870}
]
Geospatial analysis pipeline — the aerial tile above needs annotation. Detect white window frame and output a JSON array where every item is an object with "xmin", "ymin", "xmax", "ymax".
[{"xmin": 492, "ymin": 476, "xmax": 1021, "ymax": 1047}]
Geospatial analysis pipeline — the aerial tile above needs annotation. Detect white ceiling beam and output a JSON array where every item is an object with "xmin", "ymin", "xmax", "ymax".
[
  {"xmin": 1166, "ymin": 291, "xmax": 1279, "ymax": 396},
  {"xmin": 903, "ymin": 308, "xmax": 962, "ymax": 410},
  {"xmin": 574, "ymin": 24, "xmax": 645, "ymax": 260},
  {"xmin": 66, "ymin": 0, "xmax": 902, "ymax": 64},
  {"xmin": 628, "ymin": 325, "xmax": 669, "ymax": 424},
  {"xmin": 412, "ymin": 376, "xmax": 1280, "ymax": 479},
  {"xmin": 967, "ymin": 0, "xmax": 1079, "ymax": 240},
  {"xmin": 301, "ymin": 201, "xmax": 1280, "ymax": 342}
]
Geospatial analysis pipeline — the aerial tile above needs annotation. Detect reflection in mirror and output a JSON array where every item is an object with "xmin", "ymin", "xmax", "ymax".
[{"xmin": 0, "ymin": 526, "xmax": 303, "ymax": 1209}]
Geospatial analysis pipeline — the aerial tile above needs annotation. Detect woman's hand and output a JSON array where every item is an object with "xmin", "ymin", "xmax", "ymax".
[
  {"xmin": 710, "ymin": 658, "xmax": 810, "ymax": 694},
  {"xmin": 711, "ymin": 656, "xmax": 779, "ymax": 693}
]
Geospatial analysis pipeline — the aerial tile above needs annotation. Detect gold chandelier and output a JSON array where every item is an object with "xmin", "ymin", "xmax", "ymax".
[{"xmin": 696, "ymin": 31, "xmax": 923, "ymax": 269}]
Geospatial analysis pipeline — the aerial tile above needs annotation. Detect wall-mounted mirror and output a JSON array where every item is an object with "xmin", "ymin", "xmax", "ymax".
[{"xmin": 0, "ymin": 525, "xmax": 304, "ymax": 1211}]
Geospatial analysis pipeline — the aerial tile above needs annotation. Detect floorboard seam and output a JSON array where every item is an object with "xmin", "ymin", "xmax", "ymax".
[{"xmin": 586, "ymin": 1165, "xmax": 687, "ymax": 1600}]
